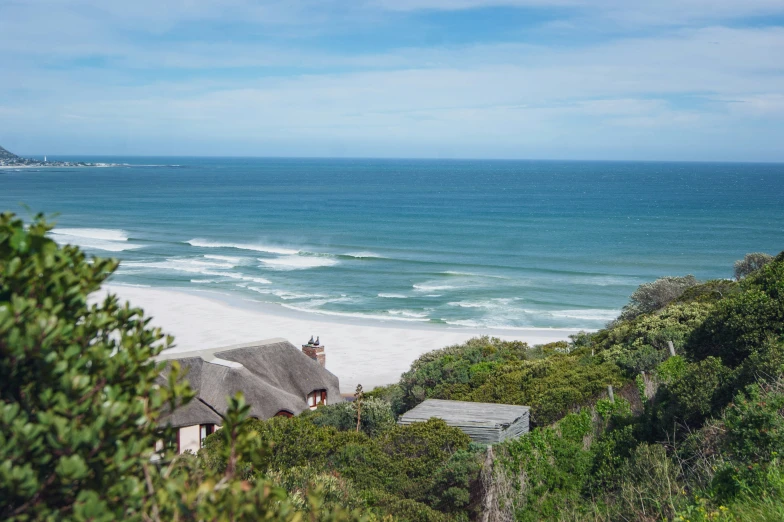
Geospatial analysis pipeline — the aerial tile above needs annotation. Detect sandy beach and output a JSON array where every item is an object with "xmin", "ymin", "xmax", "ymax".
[{"xmin": 101, "ymin": 284, "xmax": 586, "ymax": 392}]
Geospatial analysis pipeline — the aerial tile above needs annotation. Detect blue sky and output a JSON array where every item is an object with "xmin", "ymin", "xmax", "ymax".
[{"xmin": 2, "ymin": 0, "xmax": 784, "ymax": 160}]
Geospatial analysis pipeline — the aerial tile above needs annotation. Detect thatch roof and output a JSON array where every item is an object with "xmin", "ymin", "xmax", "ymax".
[{"xmin": 157, "ymin": 338, "xmax": 340, "ymax": 427}]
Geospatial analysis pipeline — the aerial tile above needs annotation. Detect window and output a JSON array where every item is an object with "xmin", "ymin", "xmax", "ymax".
[
  {"xmin": 307, "ymin": 389, "xmax": 327, "ymax": 410},
  {"xmin": 275, "ymin": 410, "xmax": 294, "ymax": 418},
  {"xmin": 199, "ymin": 423, "xmax": 215, "ymax": 446}
]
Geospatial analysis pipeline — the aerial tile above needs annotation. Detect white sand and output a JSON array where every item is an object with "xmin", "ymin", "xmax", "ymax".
[{"xmin": 101, "ymin": 284, "xmax": 586, "ymax": 392}]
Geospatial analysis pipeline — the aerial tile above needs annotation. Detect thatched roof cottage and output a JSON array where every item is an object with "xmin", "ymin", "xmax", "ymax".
[{"xmin": 157, "ymin": 338, "xmax": 340, "ymax": 453}]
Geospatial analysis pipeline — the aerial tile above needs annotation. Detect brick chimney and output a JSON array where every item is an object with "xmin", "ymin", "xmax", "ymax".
[{"xmin": 302, "ymin": 338, "xmax": 325, "ymax": 367}]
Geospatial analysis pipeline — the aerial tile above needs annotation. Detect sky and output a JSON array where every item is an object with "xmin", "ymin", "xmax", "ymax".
[{"xmin": 1, "ymin": 0, "xmax": 784, "ymax": 161}]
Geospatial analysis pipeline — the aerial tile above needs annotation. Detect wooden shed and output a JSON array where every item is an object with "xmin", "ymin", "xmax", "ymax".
[{"xmin": 398, "ymin": 399, "xmax": 530, "ymax": 444}]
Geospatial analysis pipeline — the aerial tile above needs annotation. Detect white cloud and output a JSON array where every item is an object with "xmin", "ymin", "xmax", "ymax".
[{"xmin": 1, "ymin": 2, "xmax": 783, "ymax": 160}]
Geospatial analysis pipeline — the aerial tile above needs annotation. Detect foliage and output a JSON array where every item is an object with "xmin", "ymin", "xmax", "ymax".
[
  {"xmin": 396, "ymin": 336, "xmax": 530, "ymax": 413},
  {"xmin": 483, "ymin": 251, "xmax": 784, "ymax": 521},
  {"xmin": 0, "ymin": 212, "xmax": 364, "ymax": 521},
  {"xmin": 304, "ymin": 397, "xmax": 396, "ymax": 436},
  {"xmin": 364, "ymin": 383, "xmax": 405, "ymax": 417},
  {"xmin": 597, "ymin": 301, "xmax": 713, "ymax": 359},
  {"xmin": 395, "ymin": 335, "xmax": 625, "ymax": 426},
  {"xmin": 677, "ymin": 279, "xmax": 740, "ymax": 304},
  {"xmin": 200, "ymin": 415, "xmax": 482, "ymax": 520},
  {"xmin": 689, "ymin": 259, "xmax": 784, "ymax": 367},
  {"xmin": 0, "ymin": 212, "xmax": 178, "ymax": 520},
  {"xmin": 734, "ymin": 252, "xmax": 774, "ymax": 281},
  {"xmin": 616, "ymin": 344, "xmax": 667, "ymax": 373},
  {"xmin": 616, "ymin": 443, "xmax": 686, "ymax": 520},
  {"xmin": 620, "ymin": 274, "xmax": 699, "ymax": 321},
  {"xmin": 496, "ymin": 409, "xmax": 595, "ymax": 520},
  {"xmin": 661, "ymin": 356, "xmax": 735, "ymax": 427}
]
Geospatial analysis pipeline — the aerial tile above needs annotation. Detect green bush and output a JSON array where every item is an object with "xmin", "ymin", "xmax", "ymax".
[
  {"xmin": 660, "ymin": 356, "xmax": 734, "ymax": 428},
  {"xmin": 200, "ymin": 414, "xmax": 480, "ymax": 519},
  {"xmin": 304, "ymin": 397, "xmax": 396, "ymax": 436},
  {"xmin": 464, "ymin": 355, "xmax": 625, "ymax": 426},
  {"xmin": 734, "ymin": 252, "xmax": 775, "ymax": 281},
  {"xmin": 616, "ymin": 344, "xmax": 667, "ymax": 373},
  {"xmin": 619, "ymin": 274, "xmax": 699, "ymax": 321},
  {"xmin": 689, "ymin": 255, "xmax": 784, "ymax": 367}
]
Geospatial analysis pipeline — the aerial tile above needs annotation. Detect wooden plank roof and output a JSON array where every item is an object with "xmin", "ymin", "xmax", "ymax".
[{"xmin": 400, "ymin": 399, "xmax": 530, "ymax": 428}]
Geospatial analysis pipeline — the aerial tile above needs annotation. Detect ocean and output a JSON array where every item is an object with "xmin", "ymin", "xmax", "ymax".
[{"xmin": 2, "ymin": 157, "xmax": 783, "ymax": 330}]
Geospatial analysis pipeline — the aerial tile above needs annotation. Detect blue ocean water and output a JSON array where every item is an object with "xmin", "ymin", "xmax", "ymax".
[{"xmin": 2, "ymin": 157, "xmax": 783, "ymax": 330}]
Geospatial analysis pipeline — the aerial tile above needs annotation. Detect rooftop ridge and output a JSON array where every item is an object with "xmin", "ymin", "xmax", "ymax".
[{"xmin": 156, "ymin": 337, "xmax": 290, "ymax": 368}]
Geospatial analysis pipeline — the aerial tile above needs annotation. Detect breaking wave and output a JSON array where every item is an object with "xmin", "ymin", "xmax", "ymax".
[
  {"xmin": 259, "ymin": 255, "xmax": 339, "ymax": 270},
  {"xmin": 187, "ymin": 238, "xmax": 299, "ymax": 255},
  {"xmin": 50, "ymin": 228, "xmax": 143, "ymax": 252}
]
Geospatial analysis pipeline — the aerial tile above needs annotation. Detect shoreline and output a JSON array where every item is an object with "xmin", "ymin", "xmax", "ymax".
[{"xmin": 100, "ymin": 283, "xmax": 588, "ymax": 392}]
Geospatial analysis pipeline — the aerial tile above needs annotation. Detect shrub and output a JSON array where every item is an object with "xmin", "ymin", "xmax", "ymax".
[
  {"xmin": 722, "ymin": 381, "xmax": 784, "ymax": 465},
  {"xmin": 620, "ymin": 275, "xmax": 699, "ymax": 321},
  {"xmin": 396, "ymin": 337, "xmax": 530, "ymax": 413},
  {"xmin": 617, "ymin": 443, "xmax": 686, "ymax": 520},
  {"xmin": 0, "ymin": 212, "xmax": 180, "ymax": 519},
  {"xmin": 305, "ymin": 397, "xmax": 396, "ymax": 436},
  {"xmin": 464, "ymin": 355, "xmax": 625, "ymax": 426},
  {"xmin": 677, "ymin": 279, "xmax": 740, "ymax": 304},
  {"xmin": 734, "ymin": 252, "xmax": 774, "ymax": 281},
  {"xmin": 616, "ymin": 344, "xmax": 667, "ymax": 374},
  {"xmin": 600, "ymin": 301, "xmax": 713, "ymax": 356},
  {"xmin": 496, "ymin": 410, "xmax": 594, "ymax": 520},
  {"xmin": 663, "ymin": 357, "xmax": 734, "ymax": 427}
]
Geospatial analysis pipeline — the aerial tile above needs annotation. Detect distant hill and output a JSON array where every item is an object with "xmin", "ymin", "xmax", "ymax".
[
  {"xmin": 0, "ymin": 145, "xmax": 20, "ymax": 162},
  {"xmin": 0, "ymin": 145, "xmax": 114, "ymax": 168}
]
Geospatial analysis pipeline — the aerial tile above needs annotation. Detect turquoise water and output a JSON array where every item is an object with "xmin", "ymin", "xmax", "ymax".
[{"xmin": 2, "ymin": 157, "xmax": 783, "ymax": 329}]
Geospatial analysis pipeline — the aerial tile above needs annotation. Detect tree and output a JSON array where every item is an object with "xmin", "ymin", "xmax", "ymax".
[
  {"xmin": 619, "ymin": 275, "xmax": 699, "ymax": 321},
  {"xmin": 0, "ymin": 213, "xmax": 362, "ymax": 521},
  {"xmin": 734, "ymin": 252, "xmax": 774, "ymax": 281},
  {"xmin": 355, "ymin": 384, "xmax": 364, "ymax": 432}
]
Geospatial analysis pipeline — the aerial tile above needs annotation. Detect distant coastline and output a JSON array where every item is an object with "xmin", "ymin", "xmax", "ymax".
[{"xmin": 0, "ymin": 144, "xmax": 118, "ymax": 168}]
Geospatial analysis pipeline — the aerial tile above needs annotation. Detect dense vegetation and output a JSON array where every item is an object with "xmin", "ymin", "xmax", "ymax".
[{"xmin": 3, "ymin": 210, "xmax": 782, "ymax": 521}]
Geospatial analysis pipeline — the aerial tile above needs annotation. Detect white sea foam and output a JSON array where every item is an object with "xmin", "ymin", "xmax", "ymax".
[
  {"xmin": 190, "ymin": 279, "xmax": 218, "ymax": 284},
  {"xmin": 388, "ymin": 310, "xmax": 430, "ymax": 319},
  {"xmin": 54, "ymin": 228, "xmax": 129, "ymax": 241},
  {"xmin": 378, "ymin": 293, "xmax": 408, "ymax": 299},
  {"xmin": 187, "ymin": 238, "xmax": 299, "ymax": 255},
  {"xmin": 122, "ymin": 258, "xmax": 270, "ymax": 284},
  {"xmin": 448, "ymin": 298, "xmax": 519, "ymax": 309},
  {"xmin": 50, "ymin": 227, "xmax": 143, "ymax": 252},
  {"xmin": 245, "ymin": 287, "xmax": 314, "ymax": 300},
  {"xmin": 125, "ymin": 258, "xmax": 234, "ymax": 271},
  {"xmin": 343, "ymin": 251, "xmax": 383, "ymax": 259},
  {"xmin": 546, "ymin": 309, "xmax": 620, "ymax": 321},
  {"xmin": 570, "ymin": 275, "xmax": 640, "ymax": 286},
  {"xmin": 280, "ymin": 304, "xmax": 430, "ymax": 323},
  {"xmin": 203, "ymin": 254, "xmax": 246, "ymax": 265},
  {"xmin": 441, "ymin": 270, "xmax": 508, "ymax": 279},
  {"xmin": 413, "ymin": 283, "xmax": 458, "ymax": 291},
  {"xmin": 259, "ymin": 255, "xmax": 339, "ymax": 270}
]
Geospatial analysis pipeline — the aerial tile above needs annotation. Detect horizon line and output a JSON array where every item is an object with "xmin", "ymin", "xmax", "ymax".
[{"xmin": 13, "ymin": 153, "xmax": 784, "ymax": 165}]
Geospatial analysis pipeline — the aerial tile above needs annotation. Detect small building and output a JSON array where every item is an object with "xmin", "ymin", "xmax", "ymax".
[
  {"xmin": 157, "ymin": 338, "xmax": 339, "ymax": 454},
  {"xmin": 398, "ymin": 399, "xmax": 530, "ymax": 444}
]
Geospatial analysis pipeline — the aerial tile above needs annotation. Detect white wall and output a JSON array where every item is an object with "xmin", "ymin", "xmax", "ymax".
[{"xmin": 179, "ymin": 425, "xmax": 201, "ymax": 454}]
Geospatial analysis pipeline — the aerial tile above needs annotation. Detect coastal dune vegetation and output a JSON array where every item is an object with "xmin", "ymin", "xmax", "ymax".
[{"xmin": 2, "ymin": 211, "xmax": 783, "ymax": 521}]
